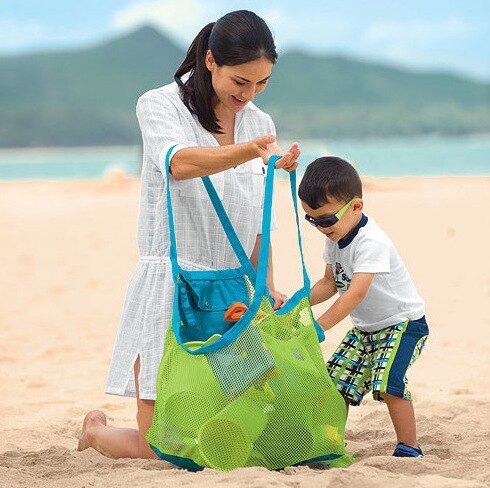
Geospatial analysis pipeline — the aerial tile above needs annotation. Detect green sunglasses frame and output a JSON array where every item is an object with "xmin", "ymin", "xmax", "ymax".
[{"xmin": 304, "ymin": 198, "xmax": 356, "ymax": 228}]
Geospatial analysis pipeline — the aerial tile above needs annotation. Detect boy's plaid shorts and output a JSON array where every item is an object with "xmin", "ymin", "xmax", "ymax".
[{"xmin": 327, "ymin": 317, "xmax": 429, "ymax": 406}]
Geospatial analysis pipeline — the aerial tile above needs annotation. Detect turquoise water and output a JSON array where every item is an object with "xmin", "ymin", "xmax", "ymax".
[
  {"xmin": 295, "ymin": 135, "xmax": 490, "ymax": 177},
  {"xmin": 0, "ymin": 135, "xmax": 489, "ymax": 181},
  {"xmin": 0, "ymin": 146, "xmax": 140, "ymax": 181}
]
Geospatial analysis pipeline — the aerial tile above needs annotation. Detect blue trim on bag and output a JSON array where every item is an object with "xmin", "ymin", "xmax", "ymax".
[
  {"xmin": 165, "ymin": 149, "xmax": 275, "ymax": 355},
  {"xmin": 172, "ymin": 271, "xmax": 266, "ymax": 355},
  {"xmin": 274, "ymin": 286, "xmax": 313, "ymax": 315},
  {"xmin": 151, "ymin": 443, "xmax": 341, "ymax": 471},
  {"xmin": 201, "ymin": 175, "xmax": 256, "ymax": 276},
  {"xmin": 164, "ymin": 145, "xmax": 255, "ymax": 278},
  {"xmin": 150, "ymin": 445, "xmax": 204, "ymax": 471},
  {"xmin": 272, "ymin": 287, "xmax": 325, "ymax": 343},
  {"xmin": 289, "ymin": 170, "xmax": 310, "ymax": 291},
  {"xmin": 294, "ymin": 453, "xmax": 342, "ymax": 466},
  {"xmin": 171, "ymin": 159, "xmax": 278, "ymax": 355},
  {"xmin": 314, "ymin": 320, "xmax": 326, "ymax": 343},
  {"xmin": 253, "ymin": 154, "xmax": 277, "ymax": 299},
  {"xmin": 178, "ymin": 266, "xmax": 251, "ymax": 280}
]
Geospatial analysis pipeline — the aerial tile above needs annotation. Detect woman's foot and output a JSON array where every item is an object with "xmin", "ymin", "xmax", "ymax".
[{"xmin": 78, "ymin": 410, "xmax": 107, "ymax": 451}]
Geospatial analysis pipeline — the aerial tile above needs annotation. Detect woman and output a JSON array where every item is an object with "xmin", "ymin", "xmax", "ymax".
[{"xmin": 78, "ymin": 10, "xmax": 299, "ymax": 459}]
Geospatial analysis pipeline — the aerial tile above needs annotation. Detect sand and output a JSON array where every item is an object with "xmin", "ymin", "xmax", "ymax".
[{"xmin": 1, "ymin": 172, "xmax": 489, "ymax": 487}]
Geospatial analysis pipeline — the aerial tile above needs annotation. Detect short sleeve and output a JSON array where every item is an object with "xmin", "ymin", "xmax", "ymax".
[
  {"xmin": 352, "ymin": 236, "xmax": 390, "ymax": 274},
  {"xmin": 323, "ymin": 239, "xmax": 333, "ymax": 265},
  {"xmin": 136, "ymin": 90, "xmax": 188, "ymax": 172}
]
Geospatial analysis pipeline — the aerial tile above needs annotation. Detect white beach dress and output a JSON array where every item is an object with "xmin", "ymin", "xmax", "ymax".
[{"xmin": 105, "ymin": 82, "xmax": 277, "ymax": 400}]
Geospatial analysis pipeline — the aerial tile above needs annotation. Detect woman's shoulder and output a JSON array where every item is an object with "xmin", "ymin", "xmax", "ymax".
[{"xmin": 137, "ymin": 82, "xmax": 183, "ymax": 110}]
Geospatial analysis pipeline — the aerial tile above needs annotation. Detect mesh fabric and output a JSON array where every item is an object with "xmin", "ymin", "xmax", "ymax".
[{"xmin": 146, "ymin": 289, "xmax": 351, "ymax": 470}]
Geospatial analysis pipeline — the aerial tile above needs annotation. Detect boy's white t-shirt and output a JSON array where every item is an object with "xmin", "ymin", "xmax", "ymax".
[{"xmin": 323, "ymin": 216, "xmax": 425, "ymax": 332}]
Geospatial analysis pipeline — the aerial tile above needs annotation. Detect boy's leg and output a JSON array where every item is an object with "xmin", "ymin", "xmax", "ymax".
[
  {"xmin": 78, "ymin": 357, "xmax": 158, "ymax": 459},
  {"xmin": 370, "ymin": 318, "xmax": 428, "ymax": 451},
  {"xmin": 382, "ymin": 393, "xmax": 417, "ymax": 447}
]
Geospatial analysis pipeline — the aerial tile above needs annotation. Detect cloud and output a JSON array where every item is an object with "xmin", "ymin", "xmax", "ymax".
[
  {"xmin": 365, "ymin": 17, "xmax": 470, "ymax": 46},
  {"xmin": 112, "ymin": 0, "xmax": 212, "ymax": 45},
  {"xmin": 264, "ymin": 10, "xmax": 351, "ymax": 53},
  {"xmin": 0, "ymin": 19, "xmax": 47, "ymax": 51},
  {"xmin": 357, "ymin": 17, "xmax": 478, "ymax": 73}
]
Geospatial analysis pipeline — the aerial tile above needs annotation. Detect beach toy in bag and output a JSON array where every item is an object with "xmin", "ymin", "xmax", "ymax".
[{"xmin": 145, "ymin": 147, "xmax": 353, "ymax": 471}]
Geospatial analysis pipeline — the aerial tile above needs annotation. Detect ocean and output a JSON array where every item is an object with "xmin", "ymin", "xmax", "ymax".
[{"xmin": 0, "ymin": 135, "xmax": 489, "ymax": 181}]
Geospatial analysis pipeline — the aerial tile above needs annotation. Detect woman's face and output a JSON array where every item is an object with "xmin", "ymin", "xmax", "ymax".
[{"xmin": 205, "ymin": 50, "xmax": 273, "ymax": 114}]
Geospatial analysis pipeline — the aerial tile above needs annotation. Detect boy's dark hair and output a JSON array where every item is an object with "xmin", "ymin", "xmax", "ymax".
[
  {"xmin": 175, "ymin": 10, "xmax": 277, "ymax": 134},
  {"xmin": 298, "ymin": 156, "xmax": 362, "ymax": 209}
]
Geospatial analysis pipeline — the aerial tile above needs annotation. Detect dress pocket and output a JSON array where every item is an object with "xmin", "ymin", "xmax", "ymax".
[{"xmin": 235, "ymin": 158, "xmax": 265, "ymax": 208}]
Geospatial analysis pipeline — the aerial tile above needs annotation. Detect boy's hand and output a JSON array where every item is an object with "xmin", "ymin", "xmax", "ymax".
[{"xmin": 270, "ymin": 290, "xmax": 288, "ymax": 310}]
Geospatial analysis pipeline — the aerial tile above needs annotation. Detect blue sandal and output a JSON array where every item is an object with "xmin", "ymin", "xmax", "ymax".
[{"xmin": 393, "ymin": 443, "xmax": 424, "ymax": 457}]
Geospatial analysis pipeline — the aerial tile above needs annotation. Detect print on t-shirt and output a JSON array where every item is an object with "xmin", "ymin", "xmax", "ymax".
[{"xmin": 335, "ymin": 262, "xmax": 351, "ymax": 290}]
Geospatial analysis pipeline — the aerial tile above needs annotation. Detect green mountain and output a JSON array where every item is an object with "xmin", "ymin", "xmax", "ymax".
[
  {"xmin": 264, "ymin": 52, "xmax": 490, "ymax": 138},
  {"xmin": 0, "ymin": 26, "xmax": 489, "ymax": 147}
]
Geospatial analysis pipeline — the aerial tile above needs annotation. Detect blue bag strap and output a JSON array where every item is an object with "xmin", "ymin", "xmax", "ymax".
[
  {"xmin": 164, "ymin": 145, "xmax": 182, "ymax": 280},
  {"xmin": 288, "ymin": 170, "xmax": 311, "ymax": 290},
  {"xmin": 166, "ymin": 150, "xmax": 318, "ymax": 355},
  {"xmin": 164, "ymin": 145, "xmax": 255, "ymax": 278},
  {"xmin": 254, "ymin": 157, "xmax": 311, "ymax": 296},
  {"xmin": 201, "ymin": 176, "xmax": 256, "ymax": 275},
  {"xmin": 253, "ymin": 155, "xmax": 277, "ymax": 297},
  {"xmin": 165, "ymin": 145, "xmax": 310, "ymax": 294}
]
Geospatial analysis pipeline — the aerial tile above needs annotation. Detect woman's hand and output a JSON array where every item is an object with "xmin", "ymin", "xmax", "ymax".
[
  {"xmin": 251, "ymin": 135, "xmax": 300, "ymax": 172},
  {"xmin": 269, "ymin": 290, "xmax": 288, "ymax": 310},
  {"xmin": 267, "ymin": 141, "xmax": 300, "ymax": 173}
]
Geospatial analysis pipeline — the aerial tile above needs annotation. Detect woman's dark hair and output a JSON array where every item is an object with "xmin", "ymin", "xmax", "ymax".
[
  {"xmin": 174, "ymin": 10, "xmax": 277, "ymax": 133},
  {"xmin": 298, "ymin": 157, "xmax": 363, "ymax": 209}
]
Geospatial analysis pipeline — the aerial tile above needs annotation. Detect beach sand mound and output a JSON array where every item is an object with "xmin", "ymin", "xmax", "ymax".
[
  {"xmin": 1, "ymin": 397, "xmax": 488, "ymax": 487},
  {"xmin": 1, "ymin": 177, "xmax": 489, "ymax": 487}
]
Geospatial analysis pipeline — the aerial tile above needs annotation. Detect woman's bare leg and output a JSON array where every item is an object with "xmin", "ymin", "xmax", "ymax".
[
  {"xmin": 78, "ymin": 357, "xmax": 158, "ymax": 459},
  {"xmin": 134, "ymin": 357, "xmax": 158, "ymax": 459}
]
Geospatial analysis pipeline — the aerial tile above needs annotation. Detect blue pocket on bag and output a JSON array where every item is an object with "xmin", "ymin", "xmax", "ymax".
[{"xmin": 177, "ymin": 273, "xmax": 250, "ymax": 344}]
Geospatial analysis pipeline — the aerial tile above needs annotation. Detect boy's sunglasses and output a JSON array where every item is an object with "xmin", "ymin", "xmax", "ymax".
[{"xmin": 304, "ymin": 198, "xmax": 356, "ymax": 228}]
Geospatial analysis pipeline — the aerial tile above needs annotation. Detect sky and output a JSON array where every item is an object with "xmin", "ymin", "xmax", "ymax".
[{"xmin": 1, "ymin": 0, "xmax": 489, "ymax": 81}]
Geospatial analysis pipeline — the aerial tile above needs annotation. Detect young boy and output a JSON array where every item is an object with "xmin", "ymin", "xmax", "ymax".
[{"xmin": 298, "ymin": 156, "xmax": 429, "ymax": 458}]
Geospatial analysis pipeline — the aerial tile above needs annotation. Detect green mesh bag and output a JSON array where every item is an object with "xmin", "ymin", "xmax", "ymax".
[{"xmin": 146, "ymin": 150, "xmax": 352, "ymax": 471}]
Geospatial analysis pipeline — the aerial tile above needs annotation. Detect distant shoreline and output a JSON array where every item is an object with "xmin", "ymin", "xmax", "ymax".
[
  {"xmin": 0, "ymin": 136, "xmax": 488, "ymax": 181},
  {"xmin": 0, "ymin": 132, "xmax": 489, "ymax": 152},
  {"xmin": 1, "ymin": 175, "xmax": 489, "ymax": 190}
]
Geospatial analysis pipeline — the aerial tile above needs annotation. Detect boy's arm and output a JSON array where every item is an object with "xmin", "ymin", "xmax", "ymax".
[
  {"xmin": 316, "ymin": 272, "xmax": 374, "ymax": 330},
  {"xmin": 310, "ymin": 265, "xmax": 337, "ymax": 305}
]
